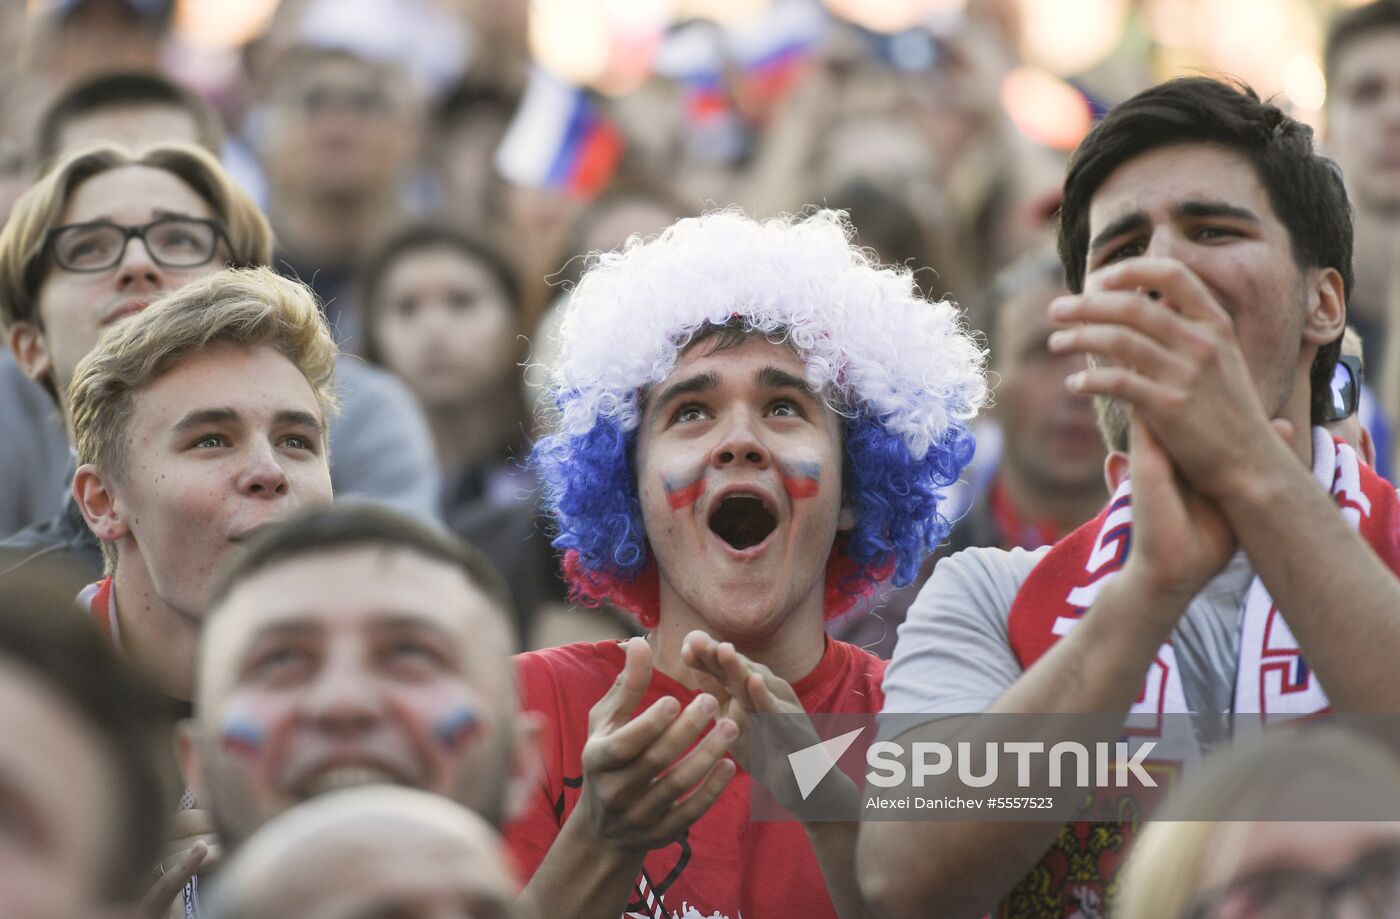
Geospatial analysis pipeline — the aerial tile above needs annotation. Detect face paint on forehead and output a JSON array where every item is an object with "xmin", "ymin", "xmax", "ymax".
[
  {"xmin": 778, "ymin": 459, "xmax": 822, "ymax": 500},
  {"xmin": 663, "ymin": 463, "xmax": 707, "ymax": 510}
]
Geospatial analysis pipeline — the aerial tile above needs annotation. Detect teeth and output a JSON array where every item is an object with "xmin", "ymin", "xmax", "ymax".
[{"xmin": 301, "ymin": 766, "xmax": 397, "ymax": 798}]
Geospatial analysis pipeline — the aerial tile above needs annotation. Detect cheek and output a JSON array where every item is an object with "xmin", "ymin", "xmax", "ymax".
[
  {"xmin": 217, "ymin": 695, "xmax": 294, "ymax": 765},
  {"xmin": 777, "ymin": 459, "xmax": 823, "ymax": 500},
  {"xmin": 661, "ymin": 460, "xmax": 708, "ymax": 511},
  {"xmin": 387, "ymin": 683, "xmax": 488, "ymax": 757}
]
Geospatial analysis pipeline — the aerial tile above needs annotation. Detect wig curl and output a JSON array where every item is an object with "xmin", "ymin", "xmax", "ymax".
[{"xmin": 532, "ymin": 208, "xmax": 987, "ymax": 626}]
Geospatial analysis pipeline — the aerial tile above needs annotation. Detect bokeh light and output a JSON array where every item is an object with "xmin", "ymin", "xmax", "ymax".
[
  {"xmin": 1001, "ymin": 65, "xmax": 1093, "ymax": 149},
  {"xmin": 1017, "ymin": 0, "xmax": 1129, "ymax": 76},
  {"xmin": 174, "ymin": 0, "xmax": 280, "ymax": 48},
  {"xmin": 530, "ymin": 0, "xmax": 612, "ymax": 86}
]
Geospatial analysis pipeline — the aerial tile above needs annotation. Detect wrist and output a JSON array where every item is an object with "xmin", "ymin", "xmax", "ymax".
[{"xmin": 1082, "ymin": 571, "xmax": 1192, "ymax": 651}]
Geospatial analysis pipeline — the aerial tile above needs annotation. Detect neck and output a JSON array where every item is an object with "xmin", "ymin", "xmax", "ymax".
[
  {"xmin": 648, "ymin": 587, "xmax": 828, "ymax": 688},
  {"xmin": 428, "ymin": 386, "xmax": 519, "ymax": 475},
  {"xmin": 112, "ymin": 557, "xmax": 197, "ymax": 702},
  {"xmin": 270, "ymin": 188, "xmax": 395, "ymax": 266},
  {"xmin": 994, "ymin": 462, "xmax": 1105, "ymax": 537}
]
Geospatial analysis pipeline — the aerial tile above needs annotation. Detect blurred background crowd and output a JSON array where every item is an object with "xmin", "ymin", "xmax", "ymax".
[{"xmin": 0, "ymin": 0, "xmax": 1395, "ymax": 654}]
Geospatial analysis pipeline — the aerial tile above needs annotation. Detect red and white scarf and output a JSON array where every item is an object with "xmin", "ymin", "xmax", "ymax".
[
  {"xmin": 77, "ymin": 576, "xmax": 122, "ymax": 652},
  {"xmin": 1009, "ymin": 428, "xmax": 1400, "ymax": 759}
]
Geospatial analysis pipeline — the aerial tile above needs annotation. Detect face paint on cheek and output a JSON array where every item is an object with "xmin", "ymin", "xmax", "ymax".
[
  {"xmin": 432, "ymin": 705, "xmax": 483, "ymax": 753},
  {"xmin": 663, "ymin": 463, "xmax": 707, "ymax": 510},
  {"xmin": 220, "ymin": 715, "xmax": 266, "ymax": 759},
  {"xmin": 778, "ymin": 459, "xmax": 823, "ymax": 500}
]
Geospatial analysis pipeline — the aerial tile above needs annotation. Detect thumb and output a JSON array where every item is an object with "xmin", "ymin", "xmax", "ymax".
[{"xmin": 140, "ymin": 841, "xmax": 207, "ymax": 919}]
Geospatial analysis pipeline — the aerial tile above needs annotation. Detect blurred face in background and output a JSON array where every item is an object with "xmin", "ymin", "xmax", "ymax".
[
  {"xmin": 370, "ymin": 245, "xmax": 517, "ymax": 411},
  {"xmin": 994, "ymin": 274, "xmax": 1105, "ymax": 491},
  {"xmin": 0, "ymin": 656, "xmax": 118, "ymax": 919},
  {"xmin": 1327, "ymin": 28, "xmax": 1400, "ymax": 215},
  {"xmin": 263, "ymin": 52, "xmax": 421, "ymax": 200}
]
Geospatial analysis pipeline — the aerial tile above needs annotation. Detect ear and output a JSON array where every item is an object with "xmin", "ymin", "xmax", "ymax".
[
  {"xmin": 503, "ymin": 710, "xmax": 544, "ymax": 824},
  {"xmin": 1361, "ymin": 425, "xmax": 1378, "ymax": 470},
  {"xmin": 174, "ymin": 718, "xmax": 207, "ymax": 804},
  {"xmin": 1302, "ymin": 266, "xmax": 1346, "ymax": 348},
  {"xmin": 1103, "ymin": 450, "xmax": 1130, "ymax": 493},
  {"xmin": 73, "ymin": 463, "xmax": 129, "ymax": 543},
  {"xmin": 8, "ymin": 320, "xmax": 54, "ymax": 384}
]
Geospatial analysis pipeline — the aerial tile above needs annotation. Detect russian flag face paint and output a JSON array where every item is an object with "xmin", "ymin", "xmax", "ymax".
[
  {"xmin": 778, "ymin": 459, "xmax": 822, "ymax": 500},
  {"xmin": 220, "ymin": 717, "xmax": 265, "ymax": 759},
  {"xmin": 432, "ymin": 706, "xmax": 482, "ymax": 753},
  {"xmin": 663, "ymin": 465, "xmax": 707, "ymax": 510}
]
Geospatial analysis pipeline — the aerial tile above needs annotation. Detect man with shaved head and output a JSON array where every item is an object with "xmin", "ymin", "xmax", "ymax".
[{"xmin": 204, "ymin": 786, "xmax": 523, "ymax": 919}]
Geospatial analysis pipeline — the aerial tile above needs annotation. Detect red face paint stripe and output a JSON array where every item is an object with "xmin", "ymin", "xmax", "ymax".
[
  {"xmin": 664, "ymin": 474, "xmax": 706, "ymax": 509},
  {"xmin": 779, "ymin": 460, "xmax": 822, "ymax": 500}
]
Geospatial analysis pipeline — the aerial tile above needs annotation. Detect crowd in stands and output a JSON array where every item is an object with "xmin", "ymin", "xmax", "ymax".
[{"xmin": 4, "ymin": 0, "xmax": 1400, "ymax": 917}]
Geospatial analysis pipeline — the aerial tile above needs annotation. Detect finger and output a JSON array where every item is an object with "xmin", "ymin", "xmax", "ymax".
[
  {"xmin": 1067, "ymin": 365, "xmax": 1187, "ymax": 414},
  {"xmin": 591, "ymin": 637, "xmax": 654, "ymax": 733},
  {"xmin": 714, "ymin": 642, "xmax": 760, "ymax": 710},
  {"xmin": 167, "ymin": 808, "xmax": 216, "ymax": 836},
  {"xmin": 1093, "ymin": 258, "xmax": 1229, "ymax": 326},
  {"xmin": 584, "ymin": 694, "xmax": 681, "ymax": 772},
  {"xmin": 621, "ymin": 692, "xmax": 721, "ymax": 785},
  {"xmin": 747, "ymin": 672, "xmax": 784, "ymax": 715},
  {"xmin": 631, "ymin": 716, "xmax": 739, "ymax": 818},
  {"xmin": 1270, "ymin": 418, "xmax": 1296, "ymax": 443},
  {"xmin": 1050, "ymin": 291, "xmax": 1201, "ymax": 347},
  {"xmin": 652, "ymin": 756, "xmax": 738, "ymax": 841},
  {"xmin": 162, "ymin": 833, "xmax": 219, "ymax": 861},
  {"xmin": 140, "ymin": 841, "xmax": 207, "ymax": 917},
  {"xmin": 1048, "ymin": 324, "xmax": 1193, "ymax": 381}
]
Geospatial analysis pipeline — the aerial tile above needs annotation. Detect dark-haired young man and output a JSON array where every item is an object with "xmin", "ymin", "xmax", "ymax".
[
  {"xmin": 35, "ymin": 68, "xmax": 223, "ymax": 166},
  {"xmin": 510, "ymin": 209, "xmax": 985, "ymax": 919},
  {"xmin": 860, "ymin": 76, "xmax": 1400, "ymax": 919}
]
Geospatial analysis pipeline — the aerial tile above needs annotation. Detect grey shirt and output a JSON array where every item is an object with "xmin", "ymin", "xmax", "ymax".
[{"xmin": 882, "ymin": 545, "xmax": 1256, "ymax": 719}]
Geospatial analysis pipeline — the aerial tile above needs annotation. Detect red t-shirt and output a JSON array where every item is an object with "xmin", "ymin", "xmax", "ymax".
[{"xmin": 508, "ymin": 637, "xmax": 886, "ymax": 919}]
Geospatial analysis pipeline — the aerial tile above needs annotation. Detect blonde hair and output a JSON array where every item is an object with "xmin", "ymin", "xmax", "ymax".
[
  {"xmin": 0, "ymin": 142, "xmax": 273, "ymax": 400},
  {"xmin": 1116, "ymin": 729, "xmax": 1400, "ymax": 919},
  {"xmin": 69, "ymin": 267, "xmax": 338, "ymax": 570}
]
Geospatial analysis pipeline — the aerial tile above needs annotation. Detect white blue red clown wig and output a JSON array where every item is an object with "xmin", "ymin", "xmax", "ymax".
[{"xmin": 532, "ymin": 208, "xmax": 987, "ymax": 626}]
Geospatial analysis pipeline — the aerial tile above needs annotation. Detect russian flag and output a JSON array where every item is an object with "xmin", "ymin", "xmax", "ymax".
[
  {"xmin": 728, "ymin": 0, "xmax": 826, "ymax": 113},
  {"xmin": 495, "ymin": 67, "xmax": 623, "ymax": 199}
]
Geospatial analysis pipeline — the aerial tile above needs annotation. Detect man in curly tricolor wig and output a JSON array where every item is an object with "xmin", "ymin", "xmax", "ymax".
[{"xmin": 507, "ymin": 208, "xmax": 985, "ymax": 919}]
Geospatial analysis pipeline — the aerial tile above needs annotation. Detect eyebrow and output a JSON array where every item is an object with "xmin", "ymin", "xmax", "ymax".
[
  {"xmin": 757, "ymin": 366, "xmax": 812, "ymax": 393},
  {"xmin": 646, "ymin": 371, "xmax": 719, "ymax": 419},
  {"xmin": 1088, "ymin": 200, "xmax": 1261, "ymax": 254},
  {"xmin": 171, "ymin": 407, "xmax": 324, "ymax": 437}
]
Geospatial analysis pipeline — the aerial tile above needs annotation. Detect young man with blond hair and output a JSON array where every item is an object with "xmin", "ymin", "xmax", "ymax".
[
  {"xmin": 0, "ymin": 140, "xmax": 439, "ymax": 558},
  {"xmin": 69, "ymin": 265, "xmax": 337, "ymax": 703}
]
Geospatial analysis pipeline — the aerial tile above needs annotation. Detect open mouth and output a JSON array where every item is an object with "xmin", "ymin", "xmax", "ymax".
[
  {"xmin": 708, "ymin": 495, "xmax": 777, "ymax": 551},
  {"xmin": 293, "ymin": 765, "xmax": 404, "ymax": 800}
]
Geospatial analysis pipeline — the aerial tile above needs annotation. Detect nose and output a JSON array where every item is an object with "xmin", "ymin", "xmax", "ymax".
[
  {"xmin": 238, "ymin": 444, "xmax": 290, "ymax": 498},
  {"xmin": 115, "ymin": 236, "xmax": 166, "ymax": 291},
  {"xmin": 1144, "ymin": 226, "xmax": 1183, "ymax": 262},
  {"xmin": 711, "ymin": 416, "xmax": 771, "ymax": 470},
  {"xmin": 301, "ymin": 647, "xmax": 384, "ymax": 736}
]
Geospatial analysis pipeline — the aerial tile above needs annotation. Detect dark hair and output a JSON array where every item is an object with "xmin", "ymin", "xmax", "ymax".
[
  {"xmin": 358, "ymin": 222, "xmax": 521, "ymax": 367},
  {"xmin": 1325, "ymin": 0, "xmax": 1400, "ymax": 85},
  {"xmin": 209, "ymin": 503, "xmax": 516, "ymax": 634},
  {"xmin": 1057, "ymin": 76, "xmax": 1353, "ymax": 431},
  {"xmin": 433, "ymin": 81, "xmax": 518, "ymax": 132},
  {"xmin": 35, "ymin": 69, "xmax": 223, "ymax": 166},
  {"xmin": 0, "ymin": 565, "xmax": 170, "ymax": 904}
]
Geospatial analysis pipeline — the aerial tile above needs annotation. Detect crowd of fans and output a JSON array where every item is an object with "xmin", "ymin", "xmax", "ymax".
[{"xmin": 3, "ymin": 0, "xmax": 1400, "ymax": 917}]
